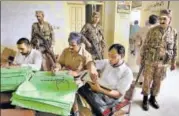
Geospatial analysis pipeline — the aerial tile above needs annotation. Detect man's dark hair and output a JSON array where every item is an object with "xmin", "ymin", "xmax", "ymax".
[
  {"xmin": 108, "ymin": 43, "xmax": 125, "ymax": 58},
  {"xmin": 134, "ymin": 20, "xmax": 139, "ymax": 25},
  {"xmin": 17, "ymin": 38, "xmax": 30, "ymax": 45},
  {"xmin": 149, "ymin": 14, "xmax": 158, "ymax": 25},
  {"xmin": 68, "ymin": 32, "xmax": 82, "ymax": 45}
]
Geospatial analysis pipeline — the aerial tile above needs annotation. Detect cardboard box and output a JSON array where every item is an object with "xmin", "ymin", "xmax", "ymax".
[{"xmin": 1, "ymin": 47, "xmax": 16, "ymax": 63}]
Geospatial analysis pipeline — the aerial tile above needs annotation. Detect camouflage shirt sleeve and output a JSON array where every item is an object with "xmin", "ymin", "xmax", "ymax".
[
  {"xmin": 80, "ymin": 24, "xmax": 92, "ymax": 48},
  {"xmin": 81, "ymin": 23, "xmax": 88, "ymax": 35},
  {"xmin": 140, "ymin": 29, "xmax": 152, "ymax": 63},
  {"xmin": 48, "ymin": 23, "xmax": 55, "ymax": 46},
  {"xmin": 31, "ymin": 23, "xmax": 35, "ymax": 41},
  {"xmin": 172, "ymin": 29, "xmax": 178, "ymax": 64},
  {"xmin": 99, "ymin": 25, "xmax": 106, "ymax": 49}
]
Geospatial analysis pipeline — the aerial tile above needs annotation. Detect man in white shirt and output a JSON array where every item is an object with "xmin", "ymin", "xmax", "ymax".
[
  {"xmin": 77, "ymin": 44, "xmax": 133, "ymax": 115},
  {"xmin": 89, "ymin": 43, "xmax": 133, "ymax": 99},
  {"xmin": 12, "ymin": 38, "xmax": 42, "ymax": 71}
]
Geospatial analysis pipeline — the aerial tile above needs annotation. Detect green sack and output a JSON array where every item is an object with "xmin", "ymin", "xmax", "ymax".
[{"xmin": 11, "ymin": 71, "xmax": 78, "ymax": 115}]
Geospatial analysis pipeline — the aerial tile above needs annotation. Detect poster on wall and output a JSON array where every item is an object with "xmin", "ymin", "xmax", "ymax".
[{"xmin": 117, "ymin": 1, "xmax": 131, "ymax": 14}]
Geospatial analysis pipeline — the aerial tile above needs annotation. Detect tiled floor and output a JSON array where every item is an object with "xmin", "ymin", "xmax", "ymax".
[
  {"xmin": 129, "ymin": 68, "xmax": 179, "ymax": 116},
  {"xmin": 127, "ymin": 52, "xmax": 179, "ymax": 116}
]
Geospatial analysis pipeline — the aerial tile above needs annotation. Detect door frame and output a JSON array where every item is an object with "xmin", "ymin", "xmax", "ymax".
[
  {"xmin": 67, "ymin": 1, "xmax": 105, "ymax": 29},
  {"xmin": 68, "ymin": 2, "xmax": 86, "ymax": 32}
]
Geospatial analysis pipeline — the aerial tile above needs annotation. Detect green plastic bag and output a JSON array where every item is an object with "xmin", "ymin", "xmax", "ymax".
[{"xmin": 11, "ymin": 71, "xmax": 78, "ymax": 115}]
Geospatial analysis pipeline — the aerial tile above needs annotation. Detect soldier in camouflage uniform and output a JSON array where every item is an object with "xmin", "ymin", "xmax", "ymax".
[
  {"xmin": 31, "ymin": 11, "xmax": 55, "ymax": 71},
  {"xmin": 131, "ymin": 15, "xmax": 158, "ymax": 84},
  {"xmin": 81, "ymin": 12, "xmax": 106, "ymax": 60},
  {"xmin": 141, "ymin": 9, "xmax": 178, "ymax": 111}
]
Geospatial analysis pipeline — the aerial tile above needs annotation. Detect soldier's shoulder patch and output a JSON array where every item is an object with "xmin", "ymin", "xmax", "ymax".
[
  {"xmin": 33, "ymin": 22, "xmax": 38, "ymax": 25},
  {"xmin": 85, "ymin": 23, "xmax": 91, "ymax": 27},
  {"xmin": 32, "ymin": 22, "xmax": 38, "ymax": 26},
  {"xmin": 43, "ymin": 21, "xmax": 51, "ymax": 26},
  {"xmin": 149, "ymin": 26, "xmax": 160, "ymax": 33},
  {"xmin": 86, "ymin": 23, "xmax": 91, "ymax": 26},
  {"xmin": 152, "ymin": 25, "xmax": 160, "ymax": 30},
  {"xmin": 44, "ymin": 21, "xmax": 49, "ymax": 24}
]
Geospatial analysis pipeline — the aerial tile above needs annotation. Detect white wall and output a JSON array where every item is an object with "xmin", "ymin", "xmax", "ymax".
[
  {"xmin": 130, "ymin": 10, "xmax": 141, "ymax": 24},
  {"xmin": 114, "ymin": 1, "xmax": 131, "ymax": 61},
  {"xmin": 170, "ymin": 1, "xmax": 179, "ymax": 63},
  {"xmin": 1, "ymin": 1, "xmax": 70, "ymax": 54},
  {"xmin": 103, "ymin": 1, "xmax": 131, "ymax": 61}
]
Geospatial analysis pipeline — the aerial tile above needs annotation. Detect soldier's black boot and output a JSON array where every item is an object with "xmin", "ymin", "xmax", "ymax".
[
  {"xmin": 142, "ymin": 95, "xmax": 149, "ymax": 111},
  {"xmin": 149, "ymin": 95, "xmax": 159, "ymax": 109}
]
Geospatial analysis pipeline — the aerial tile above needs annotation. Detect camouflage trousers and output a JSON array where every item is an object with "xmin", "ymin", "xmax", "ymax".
[{"xmin": 142, "ymin": 62, "xmax": 167, "ymax": 96}]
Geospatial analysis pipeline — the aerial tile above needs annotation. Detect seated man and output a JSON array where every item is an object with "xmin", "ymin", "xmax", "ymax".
[
  {"xmin": 2, "ymin": 38, "xmax": 42, "ymax": 71},
  {"xmin": 52, "ymin": 32, "xmax": 93, "ymax": 116},
  {"xmin": 79, "ymin": 43, "xmax": 133, "ymax": 115},
  {"xmin": 54, "ymin": 32, "xmax": 93, "ymax": 86}
]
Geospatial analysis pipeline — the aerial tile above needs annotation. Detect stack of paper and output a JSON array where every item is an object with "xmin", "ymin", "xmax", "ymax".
[
  {"xmin": 1, "ymin": 67, "xmax": 33, "ymax": 92},
  {"xmin": 11, "ymin": 71, "xmax": 78, "ymax": 116}
]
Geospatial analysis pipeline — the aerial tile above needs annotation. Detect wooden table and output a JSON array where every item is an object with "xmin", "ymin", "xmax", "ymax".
[{"xmin": 1, "ymin": 109, "xmax": 35, "ymax": 116}]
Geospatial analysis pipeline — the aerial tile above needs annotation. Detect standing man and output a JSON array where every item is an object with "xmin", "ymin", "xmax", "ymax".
[
  {"xmin": 131, "ymin": 15, "xmax": 158, "ymax": 84},
  {"xmin": 129, "ymin": 20, "xmax": 140, "ymax": 39},
  {"xmin": 31, "ymin": 10, "xmax": 56, "ymax": 71},
  {"xmin": 81, "ymin": 12, "xmax": 106, "ymax": 60},
  {"xmin": 129, "ymin": 20, "xmax": 140, "ymax": 55},
  {"xmin": 141, "ymin": 9, "xmax": 178, "ymax": 111}
]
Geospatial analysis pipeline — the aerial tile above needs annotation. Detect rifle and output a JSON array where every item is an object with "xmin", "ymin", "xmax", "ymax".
[
  {"xmin": 90, "ymin": 38, "xmax": 103, "ymax": 60},
  {"xmin": 32, "ymin": 33, "xmax": 51, "ymax": 48},
  {"xmin": 31, "ymin": 33, "xmax": 56, "ymax": 64},
  {"xmin": 134, "ymin": 64, "xmax": 144, "ymax": 86},
  {"xmin": 81, "ymin": 34, "xmax": 103, "ymax": 60}
]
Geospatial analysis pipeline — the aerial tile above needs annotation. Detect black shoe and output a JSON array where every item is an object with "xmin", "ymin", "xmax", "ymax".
[
  {"xmin": 149, "ymin": 96, "xmax": 159, "ymax": 109},
  {"xmin": 142, "ymin": 95, "xmax": 149, "ymax": 111}
]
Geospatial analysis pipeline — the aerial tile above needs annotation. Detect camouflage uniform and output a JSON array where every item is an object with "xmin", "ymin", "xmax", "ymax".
[
  {"xmin": 31, "ymin": 21, "xmax": 55, "ymax": 71},
  {"xmin": 81, "ymin": 23, "xmax": 105, "ymax": 60},
  {"xmin": 31, "ymin": 21, "xmax": 55, "ymax": 48},
  {"xmin": 141, "ymin": 25, "xmax": 177, "ymax": 96}
]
